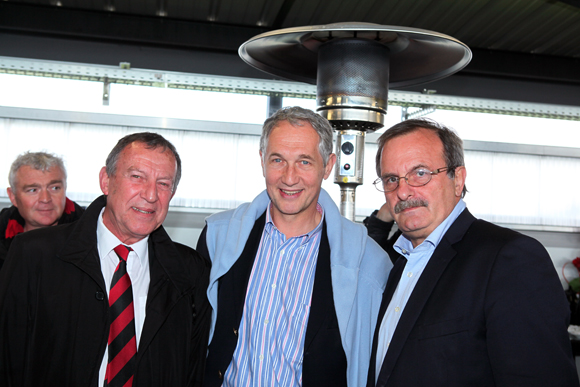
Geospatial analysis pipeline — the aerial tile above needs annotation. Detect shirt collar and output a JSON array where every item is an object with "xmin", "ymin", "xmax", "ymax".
[
  {"xmin": 265, "ymin": 201, "xmax": 325, "ymax": 241},
  {"xmin": 395, "ymin": 199, "xmax": 466, "ymax": 254},
  {"xmin": 97, "ymin": 208, "xmax": 149, "ymax": 264}
]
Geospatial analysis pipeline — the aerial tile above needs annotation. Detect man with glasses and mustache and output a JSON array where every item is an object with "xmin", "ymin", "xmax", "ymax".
[{"xmin": 367, "ymin": 118, "xmax": 578, "ymax": 387}]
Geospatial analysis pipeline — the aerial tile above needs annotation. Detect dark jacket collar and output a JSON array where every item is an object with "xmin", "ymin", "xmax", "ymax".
[{"xmin": 1, "ymin": 198, "xmax": 84, "ymax": 241}]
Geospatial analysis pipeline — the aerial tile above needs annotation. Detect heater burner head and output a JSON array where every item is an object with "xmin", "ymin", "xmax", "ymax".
[
  {"xmin": 239, "ymin": 22, "xmax": 471, "ymax": 131},
  {"xmin": 239, "ymin": 22, "xmax": 471, "ymax": 88}
]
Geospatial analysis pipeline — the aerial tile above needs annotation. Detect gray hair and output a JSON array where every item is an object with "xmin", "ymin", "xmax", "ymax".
[
  {"xmin": 9, "ymin": 151, "xmax": 67, "ymax": 188},
  {"xmin": 260, "ymin": 106, "xmax": 334, "ymax": 167},
  {"xmin": 105, "ymin": 132, "xmax": 182, "ymax": 192},
  {"xmin": 375, "ymin": 118, "xmax": 467, "ymax": 197}
]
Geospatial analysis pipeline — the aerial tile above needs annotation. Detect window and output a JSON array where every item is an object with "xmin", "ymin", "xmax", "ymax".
[{"xmin": 1, "ymin": 60, "xmax": 579, "ymax": 229}]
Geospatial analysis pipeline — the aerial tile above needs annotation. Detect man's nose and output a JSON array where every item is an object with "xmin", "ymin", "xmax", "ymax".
[
  {"xmin": 141, "ymin": 180, "xmax": 158, "ymax": 202},
  {"xmin": 39, "ymin": 189, "xmax": 51, "ymax": 202},
  {"xmin": 282, "ymin": 164, "xmax": 299, "ymax": 185},
  {"xmin": 396, "ymin": 178, "xmax": 414, "ymax": 200}
]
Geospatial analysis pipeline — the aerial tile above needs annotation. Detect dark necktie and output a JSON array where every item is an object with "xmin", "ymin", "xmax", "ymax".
[{"xmin": 105, "ymin": 244, "xmax": 137, "ymax": 387}]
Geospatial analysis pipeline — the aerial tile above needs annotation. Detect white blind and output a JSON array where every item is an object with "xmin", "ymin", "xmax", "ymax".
[
  {"xmin": 464, "ymin": 151, "xmax": 580, "ymax": 227},
  {"xmin": 0, "ymin": 118, "xmax": 266, "ymax": 208},
  {"xmin": 1, "ymin": 117, "xmax": 579, "ymax": 227}
]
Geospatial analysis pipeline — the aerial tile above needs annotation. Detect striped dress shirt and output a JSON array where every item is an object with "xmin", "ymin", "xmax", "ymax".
[{"xmin": 223, "ymin": 203, "xmax": 324, "ymax": 387}]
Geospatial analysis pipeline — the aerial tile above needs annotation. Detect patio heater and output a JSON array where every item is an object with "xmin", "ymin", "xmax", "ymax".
[{"xmin": 239, "ymin": 22, "xmax": 471, "ymax": 220}]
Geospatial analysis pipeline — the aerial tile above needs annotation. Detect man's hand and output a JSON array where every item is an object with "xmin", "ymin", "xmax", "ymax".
[{"xmin": 375, "ymin": 203, "xmax": 394, "ymax": 223}]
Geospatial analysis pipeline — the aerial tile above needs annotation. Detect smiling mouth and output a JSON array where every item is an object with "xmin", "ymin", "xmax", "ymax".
[
  {"xmin": 281, "ymin": 189, "xmax": 302, "ymax": 196},
  {"xmin": 132, "ymin": 206, "xmax": 154, "ymax": 214}
]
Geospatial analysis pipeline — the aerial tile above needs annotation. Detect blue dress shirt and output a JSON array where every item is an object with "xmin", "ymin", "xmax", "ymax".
[{"xmin": 375, "ymin": 199, "xmax": 466, "ymax": 379}]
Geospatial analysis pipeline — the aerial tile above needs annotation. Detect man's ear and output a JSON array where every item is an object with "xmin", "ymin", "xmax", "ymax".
[
  {"xmin": 99, "ymin": 167, "xmax": 110, "ymax": 195},
  {"xmin": 454, "ymin": 166, "xmax": 467, "ymax": 197},
  {"xmin": 323, "ymin": 153, "xmax": 337, "ymax": 180},
  {"xmin": 7, "ymin": 187, "xmax": 17, "ymax": 207},
  {"xmin": 260, "ymin": 150, "xmax": 266, "ymax": 178}
]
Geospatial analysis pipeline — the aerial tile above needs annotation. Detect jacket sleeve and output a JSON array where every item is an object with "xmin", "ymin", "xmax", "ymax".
[
  {"xmin": 187, "ymin": 247, "xmax": 212, "ymax": 387},
  {"xmin": 363, "ymin": 211, "xmax": 401, "ymax": 264},
  {"xmin": 485, "ymin": 235, "xmax": 578, "ymax": 386},
  {"xmin": 0, "ymin": 235, "xmax": 35, "ymax": 386},
  {"xmin": 195, "ymin": 225, "xmax": 210, "ymax": 262}
]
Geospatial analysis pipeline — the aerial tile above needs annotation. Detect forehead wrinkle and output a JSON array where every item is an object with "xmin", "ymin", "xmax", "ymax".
[{"xmin": 125, "ymin": 165, "xmax": 144, "ymax": 174}]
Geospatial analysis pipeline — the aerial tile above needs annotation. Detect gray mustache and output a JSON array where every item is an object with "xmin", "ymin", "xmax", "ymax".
[{"xmin": 394, "ymin": 199, "xmax": 428, "ymax": 214}]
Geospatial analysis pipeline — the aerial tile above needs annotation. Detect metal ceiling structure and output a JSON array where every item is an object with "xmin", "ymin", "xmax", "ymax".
[
  {"xmin": 2, "ymin": 55, "xmax": 578, "ymax": 121},
  {"xmin": 0, "ymin": 0, "xmax": 579, "ymax": 107}
]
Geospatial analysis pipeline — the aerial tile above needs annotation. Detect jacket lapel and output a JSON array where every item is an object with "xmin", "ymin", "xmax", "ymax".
[
  {"xmin": 303, "ymin": 221, "xmax": 332, "ymax": 351},
  {"xmin": 367, "ymin": 255, "xmax": 407, "ymax": 386},
  {"xmin": 231, "ymin": 212, "xmax": 266, "ymax": 323},
  {"xmin": 137, "ymin": 226, "xmax": 193, "ymax": 357},
  {"xmin": 375, "ymin": 209, "xmax": 476, "ymax": 387},
  {"xmin": 56, "ymin": 195, "xmax": 107, "ymax": 291}
]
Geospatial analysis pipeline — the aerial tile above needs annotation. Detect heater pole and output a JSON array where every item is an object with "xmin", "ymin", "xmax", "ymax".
[{"xmin": 333, "ymin": 129, "xmax": 366, "ymax": 221}]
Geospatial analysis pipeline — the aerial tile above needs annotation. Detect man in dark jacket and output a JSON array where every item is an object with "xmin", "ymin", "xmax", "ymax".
[
  {"xmin": 0, "ymin": 132, "xmax": 211, "ymax": 387},
  {"xmin": 368, "ymin": 118, "xmax": 578, "ymax": 387},
  {"xmin": 0, "ymin": 151, "xmax": 83, "ymax": 267}
]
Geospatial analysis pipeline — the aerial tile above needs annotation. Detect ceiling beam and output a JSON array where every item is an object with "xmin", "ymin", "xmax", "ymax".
[
  {"xmin": 0, "ymin": 2, "xmax": 267, "ymax": 52},
  {"xmin": 466, "ymin": 48, "xmax": 580, "ymax": 85},
  {"xmin": 0, "ymin": 2, "xmax": 579, "ymax": 106}
]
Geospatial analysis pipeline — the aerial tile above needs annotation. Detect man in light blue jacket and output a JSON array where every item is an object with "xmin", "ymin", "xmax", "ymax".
[{"xmin": 197, "ymin": 106, "xmax": 392, "ymax": 387}]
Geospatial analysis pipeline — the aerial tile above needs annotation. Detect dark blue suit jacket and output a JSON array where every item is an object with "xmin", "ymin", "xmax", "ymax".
[{"xmin": 368, "ymin": 209, "xmax": 578, "ymax": 387}]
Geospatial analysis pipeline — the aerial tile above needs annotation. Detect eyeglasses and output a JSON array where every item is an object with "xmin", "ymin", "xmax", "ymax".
[{"xmin": 373, "ymin": 167, "xmax": 453, "ymax": 192}]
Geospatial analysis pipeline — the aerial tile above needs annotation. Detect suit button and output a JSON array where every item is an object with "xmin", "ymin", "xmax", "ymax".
[
  {"xmin": 218, "ymin": 370, "xmax": 223, "ymax": 379},
  {"xmin": 95, "ymin": 292, "xmax": 105, "ymax": 301},
  {"xmin": 233, "ymin": 328, "xmax": 238, "ymax": 336}
]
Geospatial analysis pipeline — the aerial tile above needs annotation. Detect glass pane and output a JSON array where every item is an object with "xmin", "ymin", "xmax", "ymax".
[
  {"xmin": 0, "ymin": 73, "xmax": 268, "ymax": 125},
  {"xmin": 0, "ymin": 73, "xmax": 103, "ymax": 112},
  {"xmin": 108, "ymin": 84, "xmax": 268, "ymax": 124},
  {"xmin": 428, "ymin": 110, "xmax": 580, "ymax": 148}
]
